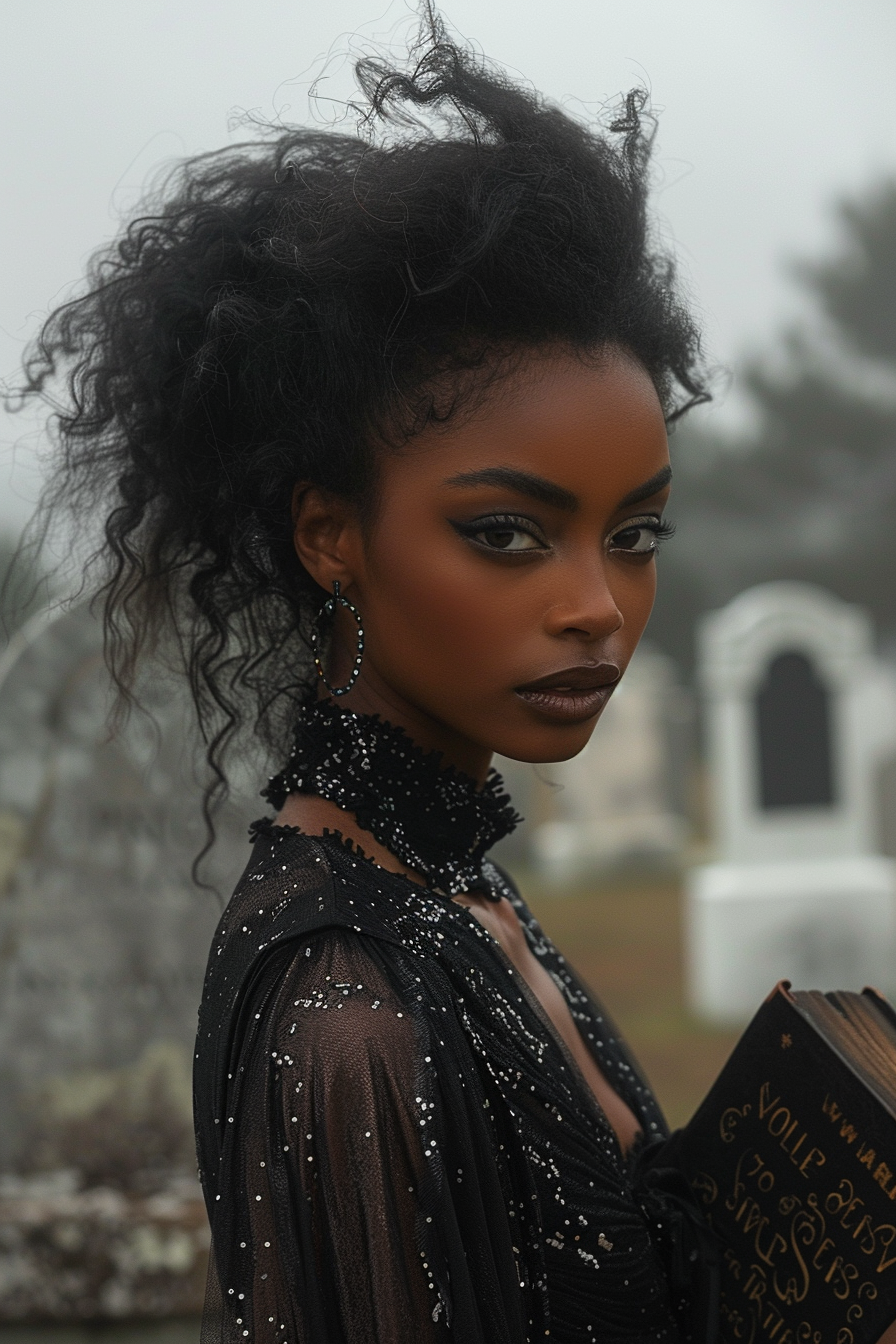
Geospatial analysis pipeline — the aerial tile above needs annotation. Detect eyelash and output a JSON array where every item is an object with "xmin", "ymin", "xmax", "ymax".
[
  {"xmin": 451, "ymin": 512, "xmax": 676, "ymax": 557},
  {"xmin": 609, "ymin": 515, "xmax": 677, "ymax": 554},
  {"xmin": 451, "ymin": 513, "xmax": 548, "ymax": 553}
]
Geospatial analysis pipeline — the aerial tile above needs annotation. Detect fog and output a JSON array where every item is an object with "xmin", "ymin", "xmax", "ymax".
[{"xmin": 2, "ymin": 0, "xmax": 895, "ymax": 530}]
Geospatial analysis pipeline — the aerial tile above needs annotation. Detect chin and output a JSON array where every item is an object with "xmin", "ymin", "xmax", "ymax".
[{"xmin": 489, "ymin": 721, "xmax": 601, "ymax": 766}]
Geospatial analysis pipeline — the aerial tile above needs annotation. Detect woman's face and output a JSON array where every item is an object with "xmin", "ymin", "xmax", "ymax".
[{"xmin": 295, "ymin": 345, "xmax": 671, "ymax": 779}]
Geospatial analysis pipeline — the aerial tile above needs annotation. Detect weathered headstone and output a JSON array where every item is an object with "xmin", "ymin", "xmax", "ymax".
[
  {"xmin": 525, "ymin": 645, "xmax": 692, "ymax": 881},
  {"xmin": 0, "ymin": 604, "xmax": 256, "ymax": 1320},
  {"xmin": 687, "ymin": 582, "xmax": 896, "ymax": 1023}
]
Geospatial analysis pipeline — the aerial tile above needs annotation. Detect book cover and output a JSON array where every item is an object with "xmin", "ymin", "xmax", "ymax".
[{"xmin": 672, "ymin": 983, "xmax": 896, "ymax": 1344}]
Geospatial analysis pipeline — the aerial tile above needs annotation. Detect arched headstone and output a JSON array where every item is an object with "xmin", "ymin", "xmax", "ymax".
[
  {"xmin": 756, "ymin": 650, "xmax": 835, "ymax": 810},
  {"xmin": 0, "ymin": 604, "xmax": 258, "ymax": 1321},
  {"xmin": 686, "ymin": 583, "xmax": 896, "ymax": 1023}
]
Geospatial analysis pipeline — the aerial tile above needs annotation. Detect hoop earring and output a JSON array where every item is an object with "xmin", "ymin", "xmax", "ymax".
[{"xmin": 312, "ymin": 580, "xmax": 365, "ymax": 697}]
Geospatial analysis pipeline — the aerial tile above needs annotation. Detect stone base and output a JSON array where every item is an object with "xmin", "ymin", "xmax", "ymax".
[
  {"xmin": 0, "ymin": 1173, "xmax": 209, "ymax": 1322},
  {"xmin": 685, "ymin": 854, "xmax": 896, "ymax": 1024}
]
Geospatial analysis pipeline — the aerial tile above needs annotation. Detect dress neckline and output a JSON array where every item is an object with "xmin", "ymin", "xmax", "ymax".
[
  {"xmin": 247, "ymin": 819, "xmax": 637, "ymax": 1163},
  {"xmin": 262, "ymin": 696, "xmax": 521, "ymax": 896}
]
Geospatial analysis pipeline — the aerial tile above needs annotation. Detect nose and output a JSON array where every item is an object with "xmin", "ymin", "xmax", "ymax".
[{"xmin": 543, "ymin": 555, "xmax": 623, "ymax": 642}]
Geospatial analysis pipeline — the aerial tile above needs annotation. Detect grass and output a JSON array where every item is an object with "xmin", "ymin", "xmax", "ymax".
[{"xmin": 516, "ymin": 867, "xmax": 740, "ymax": 1130}]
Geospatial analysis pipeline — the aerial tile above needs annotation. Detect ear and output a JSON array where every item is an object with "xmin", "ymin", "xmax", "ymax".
[{"xmin": 291, "ymin": 483, "xmax": 360, "ymax": 592}]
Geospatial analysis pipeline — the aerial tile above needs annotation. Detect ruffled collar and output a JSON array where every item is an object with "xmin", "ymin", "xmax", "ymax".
[{"xmin": 262, "ymin": 697, "xmax": 521, "ymax": 896}]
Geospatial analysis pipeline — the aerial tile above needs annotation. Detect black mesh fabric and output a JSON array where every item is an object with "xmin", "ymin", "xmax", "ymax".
[{"xmin": 194, "ymin": 824, "xmax": 686, "ymax": 1342}]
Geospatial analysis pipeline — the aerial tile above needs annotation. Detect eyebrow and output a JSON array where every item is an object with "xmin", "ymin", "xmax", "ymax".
[
  {"xmin": 445, "ymin": 467, "xmax": 578, "ymax": 511},
  {"xmin": 617, "ymin": 464, "xmax": 673, "ymax": 508},
  {"xmin": 444, "ymin": 462, "xmax": 672, "ymax": 512}
]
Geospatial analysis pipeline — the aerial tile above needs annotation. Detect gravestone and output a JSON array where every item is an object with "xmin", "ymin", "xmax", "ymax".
[
  {"xmin": 523, "ymin": 645, "xmax": 692, "ymax": 881},
  {"xmin": 756, "ymin": 651, "xmax": 835, "ymax": 809},
  {"xmin": 686, "ymin": 582, "xmax": 896, "ymax": 1023},
  {"xmin": 0, "ymin": 603, "xmax": 257, "ymax": 1321}
]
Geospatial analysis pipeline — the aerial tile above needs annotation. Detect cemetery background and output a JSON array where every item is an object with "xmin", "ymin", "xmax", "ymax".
[
  {"xmin": 2, "ymin": 601, "xmax": 895, "ymax": 1331},
  {"xmin": 1, "ymin": 156, "xmax": 896, "ymax": 1341},
  {"xmin": 0, "ymin": 605, "xmax": 254, "ymax": 1324}
]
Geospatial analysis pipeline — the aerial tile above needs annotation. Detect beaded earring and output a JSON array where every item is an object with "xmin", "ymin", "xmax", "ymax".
[{"xmin": 311, "ymin": 580, "xmax": 365, "ymax": 697}]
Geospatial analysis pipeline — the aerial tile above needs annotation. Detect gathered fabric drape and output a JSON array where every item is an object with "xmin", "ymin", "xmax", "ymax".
[{"xmin": 194, "ymin": 823, "xmax": 686, "ymax": 1343}]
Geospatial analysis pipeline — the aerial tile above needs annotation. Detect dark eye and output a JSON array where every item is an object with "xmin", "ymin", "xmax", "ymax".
[
  {"xmin": 608, "ymin": 516, "xmax": 674, "ymax": 556},
  {"xmin": 453, "ymin": 514, "xmax": 548, "ymax": 554},
  {"xmin": 477, "ymin": 525, "xmax": 542, "ymax": 551}
]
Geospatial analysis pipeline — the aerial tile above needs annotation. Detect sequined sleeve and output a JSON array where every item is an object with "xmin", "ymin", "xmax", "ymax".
[{"xmin": 204, "ymin": 928, "xmax": 449, "ymax": 1344}]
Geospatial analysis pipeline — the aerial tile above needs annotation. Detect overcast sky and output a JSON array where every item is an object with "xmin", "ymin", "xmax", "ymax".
[{"xmin": 2, "ymin": 0, "xmax": 895, "ymax": 533}]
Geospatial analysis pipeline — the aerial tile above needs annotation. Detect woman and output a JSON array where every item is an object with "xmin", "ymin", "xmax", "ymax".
[{"xmin": 19, "ymin": 17, "xmax": 713, "ymax": 1342}]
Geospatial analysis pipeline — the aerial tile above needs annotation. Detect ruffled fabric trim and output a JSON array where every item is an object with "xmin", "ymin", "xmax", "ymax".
[{"xmin": 261, "ymin": 697, "xmax": 521, "ymax": 895}]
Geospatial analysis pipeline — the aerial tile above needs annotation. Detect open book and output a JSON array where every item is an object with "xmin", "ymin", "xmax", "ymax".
[{"xmin": 670, "ymin": 982, "xmax": 896, "ymax": 1343}]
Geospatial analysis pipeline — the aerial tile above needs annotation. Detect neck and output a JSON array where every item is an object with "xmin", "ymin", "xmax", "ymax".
[
  {"xmin": 264, "ymin": 693, "xmax": 520, "ymax": 896},
  {"xmin": 328, "ymin": 670, "xmax": 494, "ymax": 787}
]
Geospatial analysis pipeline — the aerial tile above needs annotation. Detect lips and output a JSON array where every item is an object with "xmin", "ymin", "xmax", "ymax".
[{"xmin": 514, "ymin": 663, "xmax": 620, "ymax": 723}]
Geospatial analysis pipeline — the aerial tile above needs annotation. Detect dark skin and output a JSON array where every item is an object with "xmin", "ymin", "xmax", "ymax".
[{"xmin": 280, "ymin": 344, "xmax": 671, "ymax": 1155}]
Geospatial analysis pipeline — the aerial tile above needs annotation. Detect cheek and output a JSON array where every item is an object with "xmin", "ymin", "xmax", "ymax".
[
  {"xmin": 612, "ymin": 562, "xmax": 658, "ymax": 642},
  {"xmin": 363, "ymin": 529, "xmax": 528, "ymax": 671}
]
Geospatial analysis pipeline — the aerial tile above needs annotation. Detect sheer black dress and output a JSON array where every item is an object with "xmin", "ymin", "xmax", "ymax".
[{"xmin": 194, "ymin": 700, "xmax": 710, "ymax": 1344}]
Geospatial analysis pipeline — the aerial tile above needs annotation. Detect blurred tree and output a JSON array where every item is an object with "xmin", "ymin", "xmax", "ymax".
[
  {"xmin": 808, "ymin": 183, "xmax": 896, "ymax": 365},
  {"xmin": 651, "ymin": 179, "xmax": 896, "ymax": 672}
]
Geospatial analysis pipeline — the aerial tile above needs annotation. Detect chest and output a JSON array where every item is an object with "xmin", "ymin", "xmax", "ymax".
[{"xmin": 451, "ymin": 892, "xmax": 643, "ymax": 1155}]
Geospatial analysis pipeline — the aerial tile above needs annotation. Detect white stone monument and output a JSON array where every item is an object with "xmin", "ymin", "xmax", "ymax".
[{"xmin": 686, "ymin": 582, "xmax": 896, "ymax": 1023}]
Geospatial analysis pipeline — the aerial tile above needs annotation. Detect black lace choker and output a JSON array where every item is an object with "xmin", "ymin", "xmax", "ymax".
[{"xmin": 262, "ymin": 697, "xmax": 522, "ymax": 896}]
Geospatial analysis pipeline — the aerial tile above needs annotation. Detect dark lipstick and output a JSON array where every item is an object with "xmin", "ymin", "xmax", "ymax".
[{"xmin": 514, "ymin": 663, "xmax": 620, "ymax": 723}]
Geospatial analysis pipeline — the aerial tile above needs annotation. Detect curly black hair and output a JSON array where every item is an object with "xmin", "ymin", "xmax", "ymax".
[{"xmin": 13, "ymin": 12, "xmax": 708, "ymax": 834}]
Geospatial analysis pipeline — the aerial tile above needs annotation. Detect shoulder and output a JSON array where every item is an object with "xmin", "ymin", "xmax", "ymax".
[
  {"xmin": 236, "ymin": 817, "xmax": 338, "ymax": 927},
  {"xmin": 213, "ymin": 820, "xmax": 407, "ymax": 963},
  {"xmin": 200, "ymin": 817, "xmax": 469, "ymax": 1042},
  {"xmin": 197, "ymin": 823, "xmax": 411, "ymax": 1051},
  {"xmin": 263, "ymin": 924, "xmax": 422, "ymax": 1078},
  {"xmin": 195, "ymin": 916, "xmax": 428, "ymax": 1164}
]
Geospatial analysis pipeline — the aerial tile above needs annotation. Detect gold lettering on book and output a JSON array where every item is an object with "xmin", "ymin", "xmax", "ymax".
[
  {"xmin": 849, "ymin": 1279, "xmax": 879, "ymax": 1318},
  {"xmin": 725, "ymin": 1261, "xmax": 827, "ymax": 1344},
  {"xmin": 822, "ymin": 1096, "xmax": 896, "ymax": 1197},
  {"xmin": 716, "ymin": 1143, "xmax": 885, "ymax": 1324},
  {"xmin": 752, "ymin": 1084, "xmax": 826, "ymax": 1179},
  {"xmin": 691, "ymin": 1170, "xmax": 719, "ymax": 1207},
  {"xmin": 874, "ymin": 1161, "xmax": 893, "ymax": 1191},
  {"xmin": 699, "ymin": 1077, "xmax": 896, "ymax": 1340},
  {"xmin": 722, "ymin": 1102, "xmax": 752, "ymax": 1143},
  {"xmin": 823, "ymin": 1096, "xmax": 860, "ymax": 1145},
  {"xmin": 825, "ymin": 1180, "xmax": 896, "ymax": 1270}
]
